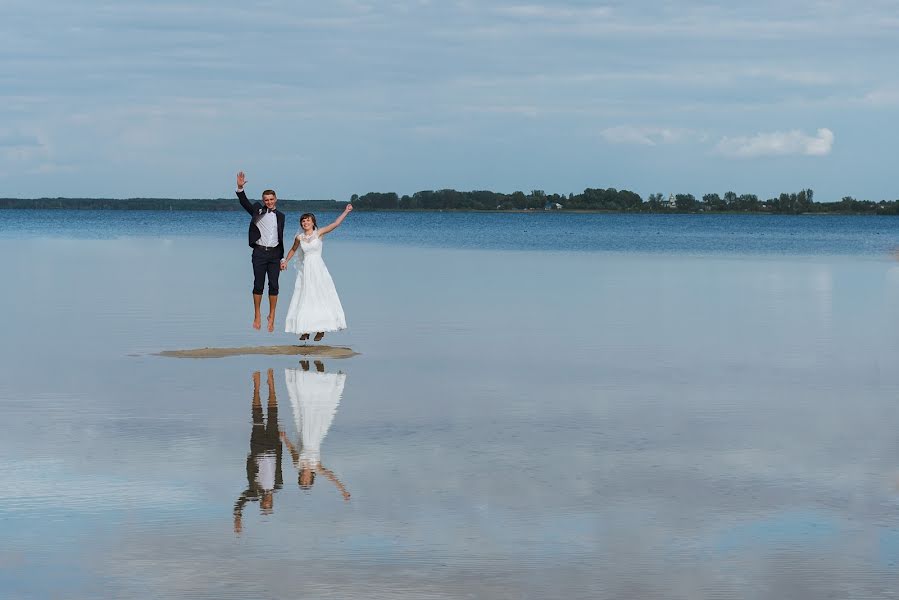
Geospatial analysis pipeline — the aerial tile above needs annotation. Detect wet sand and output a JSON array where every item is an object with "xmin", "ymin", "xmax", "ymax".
[{"xmin": 156, "ymin": 345, "xmax": 358, "ymax": 359}]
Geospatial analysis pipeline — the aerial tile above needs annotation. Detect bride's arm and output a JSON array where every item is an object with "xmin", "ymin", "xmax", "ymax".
[
  {"xmin": 281, "ymin": 237, "xmax": 302, "ymax": 269},
  {"xmin": 280, "ymin": 432, "xmax": 300, "ymax": 463},
  {"xmin": 317, "ymin": 204, "xmax": 353, "ymax": 237},
  {"xmin": 317, "ymin": 465, "xmax": 350, "ymax": 500}
]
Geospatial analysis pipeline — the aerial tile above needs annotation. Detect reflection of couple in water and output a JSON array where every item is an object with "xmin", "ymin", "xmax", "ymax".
[{"xmin": 233, "ymin": 364, "xmax": 349, "ymax": 533}]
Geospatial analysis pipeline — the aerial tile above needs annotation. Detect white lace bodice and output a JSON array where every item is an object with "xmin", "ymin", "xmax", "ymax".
[{"xmin": 295, "ymin": 230, "xmax": 323, "ymax": 259}]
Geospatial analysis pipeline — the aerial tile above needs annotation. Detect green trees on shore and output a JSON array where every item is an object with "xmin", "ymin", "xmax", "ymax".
[
  {"xmin": 4, "ymin": 188, "xmax": 899, "ymax": 214},
  {"xmin": 349, "ymin": 187, "xmax": 898, "ymax": 214}
]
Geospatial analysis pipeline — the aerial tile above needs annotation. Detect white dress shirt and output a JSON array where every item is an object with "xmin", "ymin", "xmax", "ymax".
[{"xmin": 256, "ymin": 211, "xmax": 278, "ymax": 247}]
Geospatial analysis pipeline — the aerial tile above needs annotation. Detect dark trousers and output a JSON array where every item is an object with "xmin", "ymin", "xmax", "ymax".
[{"xmin": 251, "ymin": 247, "xmax": 281, "ymax": 296}]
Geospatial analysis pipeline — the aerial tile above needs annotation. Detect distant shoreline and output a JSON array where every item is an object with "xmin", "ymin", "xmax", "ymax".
[
  {"xmin": 5, "ymin": 196, "xmax": 899, "ymax": 217},
  {"xmin": 6, "ymin": 186, "xmax": 898, "ymax": 215},
  {"xmin": 2, "ymin": 200, "xmax": 896, "ymax": 216},
  {"xmin": 0, "ymin": 198, "xmax": 346, "ymax": 211}
]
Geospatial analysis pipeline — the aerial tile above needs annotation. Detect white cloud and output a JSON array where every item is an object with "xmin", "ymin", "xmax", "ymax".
[
  {"xmin": 0, "ymin": 129, "xmax": 41, "ymax": 149},
  {"xmin": 743, "ymin": 66, "xmax": 837, "ymax": 86},
  {"xmin": 27, "ymin": 163, "xmax": 76, "ymax": 175},
  {"xmin": 494, "ymin": 4, "xmax": 612, "ymax": 20},
  {"xmin": 862, "ymin": 87, "xmax": 899, "ymax": 106},
  {"xmin": 410, "ymin": 124, "xmax": 458, "ymax": 138},
  {"xmin": 0, "ymin": 128, "xmax": 48, "ymax": 162},
  {"xmin": 461, "ymin": 104, "xmax": 540, "ymax": 117},
  {"xmin": 715, "ymin": 128, "xmax": 834, "ymax": 158},
  {"xmin": 600, "ymin": 126, "xmax": 704, "ymax": 146},
  {"xmin": 469, "ymin": 0, "xmax": 899, "ymax": 41}
]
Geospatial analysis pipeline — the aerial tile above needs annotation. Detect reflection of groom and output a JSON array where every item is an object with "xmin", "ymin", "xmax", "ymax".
[
  {"xmin": 236, "ymin": 171, "xmax": 286, "ymax": 332},
  {"xmin": 233, "ymin": 369, "xmax": 283, "ymax": 534}
]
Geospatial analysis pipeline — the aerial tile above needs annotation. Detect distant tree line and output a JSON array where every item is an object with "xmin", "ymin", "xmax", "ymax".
[
  {"xmin": 0, "ymin": 198, "xmax": 345, "ymax": 211},
  {"xmin": 350, "ymin": 188, "xmax": 899, "ymax": 215},
  {"xmin": 5, "ymin": 189, "xmax": 899, "ymax": 215}
]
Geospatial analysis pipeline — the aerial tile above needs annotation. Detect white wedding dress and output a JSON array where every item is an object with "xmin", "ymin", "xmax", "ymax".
[
  {"xmin": 284, "ymin": 368, "xmax": 345, "ymax": 465},
  {"xmin": 284, "ymin": 230, "xmax": 347, "ymax": 334}
]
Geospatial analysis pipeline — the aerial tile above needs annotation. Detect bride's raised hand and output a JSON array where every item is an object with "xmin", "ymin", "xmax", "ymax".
[{"xmin": 344, "ymin": 204, "xmax": 353, "ymax": 214}]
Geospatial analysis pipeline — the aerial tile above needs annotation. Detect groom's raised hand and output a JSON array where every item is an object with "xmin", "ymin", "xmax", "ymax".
[{"xmin": 237, "ymin": 171, "xmax": 247, "ymax": 191}]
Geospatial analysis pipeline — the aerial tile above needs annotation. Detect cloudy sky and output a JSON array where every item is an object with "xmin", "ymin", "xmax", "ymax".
[{"xmin": 3, "ymin": 0, "xmax": 899, "ymax": 201}]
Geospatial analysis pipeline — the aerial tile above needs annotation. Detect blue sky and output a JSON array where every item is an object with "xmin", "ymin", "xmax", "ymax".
[{"xmin": 3, "ymin": 0, "xmax": 899, "ymax": 201}]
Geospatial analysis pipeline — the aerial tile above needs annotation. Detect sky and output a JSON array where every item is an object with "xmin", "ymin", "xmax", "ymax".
[{"xmin": 2, "ymin": 0, "xmax": 899, "ymax": 202}]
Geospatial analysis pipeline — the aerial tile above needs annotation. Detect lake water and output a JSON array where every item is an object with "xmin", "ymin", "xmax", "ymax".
[{"xmin": 3, "ymin": 211, "xmax": 899, "ymax": 599}]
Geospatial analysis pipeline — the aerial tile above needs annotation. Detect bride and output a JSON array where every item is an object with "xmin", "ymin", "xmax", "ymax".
[
  {"xmin": 280, "ymin": 204, "xmax": 352, "ymax": 341},
  {"xmin": 281, "ymin": 361, "xmax": 350, "ymax": 501}
]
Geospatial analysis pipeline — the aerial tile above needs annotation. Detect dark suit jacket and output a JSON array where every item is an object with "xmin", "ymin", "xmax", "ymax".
[
  {"xmin": 233, "ymin": 403, "xmax": 284, "ymax": 517},
  {"xmin": 237, "ymin": 190, "xmax": 286, "ymax": 259}
]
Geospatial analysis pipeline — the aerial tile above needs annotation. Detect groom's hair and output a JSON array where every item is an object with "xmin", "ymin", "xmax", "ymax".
[{"xmin": 262, "ymin": 189, "xmax": 277, "ymax": 199}]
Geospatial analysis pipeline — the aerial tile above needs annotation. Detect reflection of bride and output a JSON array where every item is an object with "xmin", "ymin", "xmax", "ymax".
[{"xmin": 282, "ymin": 361, "xmax": 350, "ymax": 500}]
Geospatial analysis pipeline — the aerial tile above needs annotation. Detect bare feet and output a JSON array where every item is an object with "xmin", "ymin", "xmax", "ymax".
[
  {"xmin": 253, "ymin": 294, "xmax": 263, "ymax": 330},
  {"xmin": 314, "ymin": 332, "xmax": 325, "ymax": 342},
  {"xmin": 300, "ymin": 360, "xmax": 309, "ymax": 371},
  {"xmin": 267, "ymin": 315, "xmax": 275, "ymax": 332},
  {"xmin": 299, "ymin": 333, "xmax": 310, "ymax": 341},
  {"xmin": 314, "ymin": 360, "xmax": 324, "ymax": 372}
]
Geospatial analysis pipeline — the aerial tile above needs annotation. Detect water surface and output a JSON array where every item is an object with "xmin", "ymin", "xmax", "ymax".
[
  {"xmin": 2, "ymin": 213, "xmax": 899, "ymax": 598},
  {"xmin": 6, "ymin": 209, "xmax": 899, "ymax": 255}
]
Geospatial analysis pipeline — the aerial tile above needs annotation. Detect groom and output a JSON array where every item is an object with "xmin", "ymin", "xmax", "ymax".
[{"xmin": 236, "ymin": 171, "xmax": 286, "ymax": 332}]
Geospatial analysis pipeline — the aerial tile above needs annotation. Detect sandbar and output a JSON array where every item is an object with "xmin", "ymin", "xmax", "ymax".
[{"xmin": 156, "ymin": 345, "xmax": 358, "ymax": 359}]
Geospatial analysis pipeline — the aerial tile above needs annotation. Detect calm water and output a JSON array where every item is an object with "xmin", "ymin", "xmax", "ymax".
[
  {"xmin": 3, "ymin": 211, "xmax": 899, "ymax": 598},
  {"xmin": 6, "ymin": 209, "xmax": 899, "ymax": 255}
]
